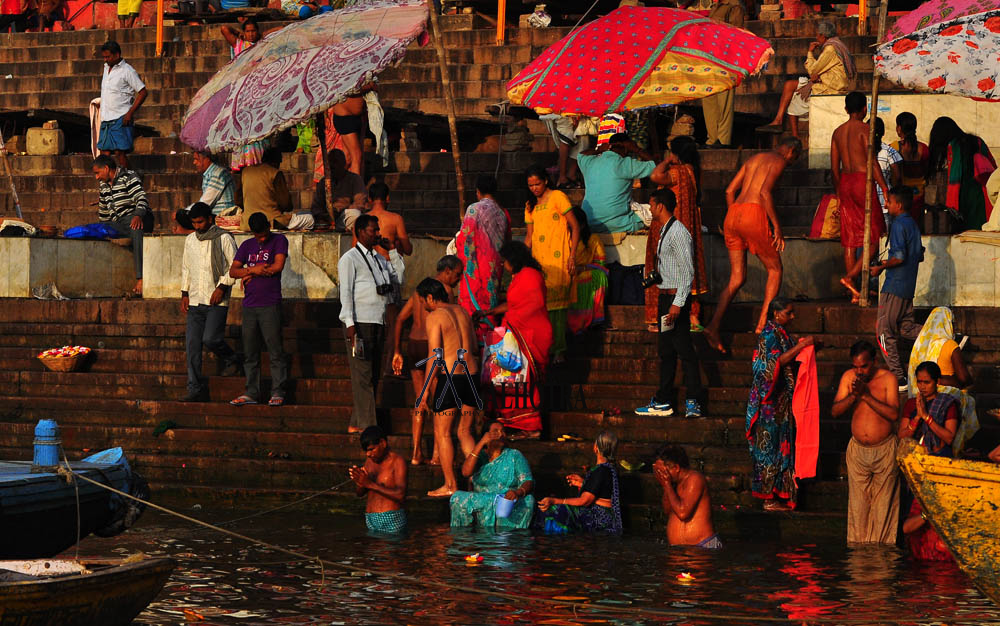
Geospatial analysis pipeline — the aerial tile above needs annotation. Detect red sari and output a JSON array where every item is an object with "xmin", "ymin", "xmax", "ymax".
[{"xmin": 497, "ymin": 267, "xmax": 552, "ymax": 432}]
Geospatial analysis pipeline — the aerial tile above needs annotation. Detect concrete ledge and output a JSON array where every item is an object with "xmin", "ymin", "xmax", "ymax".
[
  {"xmin": 2, "ymin": 233, "xmax": 994, "ymax": 307},
  {"xmin": 0, "ymin": 238, "xmax": 134, "ymax": 298}
]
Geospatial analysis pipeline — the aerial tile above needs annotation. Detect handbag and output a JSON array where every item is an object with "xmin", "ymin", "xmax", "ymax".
[{"xmin": 809, "ymin": 194, "xmax": 840, "ymax": 239}]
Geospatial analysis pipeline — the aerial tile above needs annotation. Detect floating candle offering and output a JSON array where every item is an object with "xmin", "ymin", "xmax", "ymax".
[
  {"xmin": 676, "ymin": 572, "xmax": 696, "ymax": 583},
  {"xmin": 465, "ymin": 553, "xmax": 484, "ymax": 563}
]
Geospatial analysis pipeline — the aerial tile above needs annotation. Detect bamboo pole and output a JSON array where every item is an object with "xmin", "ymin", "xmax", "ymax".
[
  {"xmin": 316, "ymin": 112, "xmax": 335, "ymax": 226},
  {"xmin": 859, "ymin": 0, "xmax": 889, "ymax": 308},
  {"xmin": 426, "ymin": 0, "xmax": 467, "ymax": 220},
  {"xmin": 0, "ymin": 129, "xmax": 23, "ymax": 219},
  {"xmin": 156, "ymin": 0, "xmax": 164, "ymax": 56}
]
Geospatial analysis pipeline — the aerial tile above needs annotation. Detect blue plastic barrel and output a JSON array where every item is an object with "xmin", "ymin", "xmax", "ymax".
[{"xmin": 32, "ymin": 419, "xmax": 61, "ymax": 469}]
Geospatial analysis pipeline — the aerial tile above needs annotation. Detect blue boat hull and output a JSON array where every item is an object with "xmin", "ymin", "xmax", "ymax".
[{"xmin": 0, "ymin": 448, "xmax": 148, "ymax": 558}]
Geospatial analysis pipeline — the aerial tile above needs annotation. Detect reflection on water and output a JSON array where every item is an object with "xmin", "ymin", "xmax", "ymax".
[{"xmin": 68, "ymin": 509, "xmax": 1000, "ymax": 625}]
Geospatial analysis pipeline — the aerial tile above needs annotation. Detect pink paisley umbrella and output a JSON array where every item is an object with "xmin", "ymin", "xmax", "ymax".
[
  {"xmin": 876, "ymin": 9, "xmax": 1000, "ymax": 99},
  {"xmin": 885, "ymin": 0, "xmax": 1000, "ymax": 41},
  {"xmin": 181, "ymin": 0, "xmax": 428, "ymax": 153}
]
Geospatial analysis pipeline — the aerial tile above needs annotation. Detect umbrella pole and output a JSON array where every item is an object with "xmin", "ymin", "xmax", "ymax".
[
  {"xmin": 426, "ymin": 0, "xmax": 467, "ymax": 220},
  {"xmin": 859, "ymin": 0, "xmax": 889, "ymax": 308},
  {"xmin": 316, "ymin": 112, "xmax": 335, "ymax": 225},
  {"xmin": 0, "ymin": 129, "xmax": 22, "ymax": 220}
]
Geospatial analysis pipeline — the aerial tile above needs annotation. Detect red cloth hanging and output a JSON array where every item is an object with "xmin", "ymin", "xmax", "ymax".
[{"xmin": 793, "ymin": 345, "xmax": 819, "ymax": 481}]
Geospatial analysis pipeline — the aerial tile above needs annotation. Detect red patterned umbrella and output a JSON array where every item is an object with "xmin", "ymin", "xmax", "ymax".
[{"xmin": 506, "ymin": 6, "xmax": 773, "ymax": 117}]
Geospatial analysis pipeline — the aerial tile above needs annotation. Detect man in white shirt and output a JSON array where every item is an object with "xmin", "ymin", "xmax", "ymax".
[
  {"xmin": 338, "ymin": 214, "xmax": 396, "ymax": 433},
  {"xmin": 180, "ymin": 202, "xmax": 241, "ymax": 402},
  {"xmin": 98, "ymin": 40, "xmax": 147, "ymax": 169}
]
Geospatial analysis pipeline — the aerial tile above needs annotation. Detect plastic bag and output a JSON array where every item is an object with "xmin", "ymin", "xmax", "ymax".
[
  {"xmin": 485, "ymin": 327, "xmax": 526, "ymax": 386},
  {"xmin": 63, "ymin": 223, "xmax": 120, "ymax": 239}
]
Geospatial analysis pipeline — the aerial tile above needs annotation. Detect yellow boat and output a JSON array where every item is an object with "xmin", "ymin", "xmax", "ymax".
[{"xmin": 897, "ymin": 439, "xmax": 1000, "ymax": 606}]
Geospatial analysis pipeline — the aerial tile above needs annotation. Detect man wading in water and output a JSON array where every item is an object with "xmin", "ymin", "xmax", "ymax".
[{"xmin": 350, "ymin": 426, "xmax": 408, "ymax": 534}]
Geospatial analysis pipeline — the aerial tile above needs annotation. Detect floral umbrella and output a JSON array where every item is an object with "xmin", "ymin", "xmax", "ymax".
[
  {"xmin": 884, "ymin": 0, "xmax": 1000, "ymax": 41},
  {"xmin": 875, "ymin": 10, "xmax": 1000, "ymax": 99},
  {"xmin": 506, "ymin": 5, "xmax": 773, "ymax": 117},
  {"xmin": 181, "ymin": 0, "xmax": 428, "ymax": 153}
]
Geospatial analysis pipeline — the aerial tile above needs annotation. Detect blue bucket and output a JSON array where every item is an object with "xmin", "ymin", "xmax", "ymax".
[
  {"xmin": 494, "ymin": 494, "xmax": 516, "ymax": 519},
  {"xmin": 32, "ymin": 419, "xmax": 61, "ymax": 469}
]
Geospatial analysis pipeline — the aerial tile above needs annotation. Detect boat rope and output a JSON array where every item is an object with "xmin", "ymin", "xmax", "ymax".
[
  {"xmin": 215, "ymin": 478, "xmax": 355, "ymax": 527},
  {"xmin": 60, "ymin": 449, "xmax": 82, "ymax": 562},
  {"xmin": 60, "ymin": 464, "xmax": 993, "ymax": 625}
]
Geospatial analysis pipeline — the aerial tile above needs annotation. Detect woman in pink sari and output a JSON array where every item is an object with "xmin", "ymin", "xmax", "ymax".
[
  {"xmin": 457, "ymin": 175, "xmax": 510, "ymax": 324},
  {"xmin": 475, "ymin": 241, "xmax": 552, "ymax": 438}
]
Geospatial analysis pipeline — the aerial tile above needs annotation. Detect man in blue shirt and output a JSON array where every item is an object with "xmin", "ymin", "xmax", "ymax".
[
  {"xmin": 577, "ymin": 134, "xmax": 669, "ymax": 233},
  {"xmin": 870, "ymin": 186, "xmax": 924, "ymax": 390}
]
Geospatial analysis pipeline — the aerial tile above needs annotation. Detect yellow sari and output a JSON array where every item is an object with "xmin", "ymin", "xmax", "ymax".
[{"xmin": 525, "ymin": 189, "xmax": 573, "ymax": 311}]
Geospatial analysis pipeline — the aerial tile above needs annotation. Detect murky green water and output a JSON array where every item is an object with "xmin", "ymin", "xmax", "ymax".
[{"xmin": 69, "ymin": 509, "xmax": 1000, "ymax": 625}]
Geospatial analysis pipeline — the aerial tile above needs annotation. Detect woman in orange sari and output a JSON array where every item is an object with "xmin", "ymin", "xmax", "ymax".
[
  {"xmin": 476, "ymin": 241, "xmax": 553, "ymax": 438},
  {"xmin": 645, "ymin": 136, "xmax": 708, "ymax": 329}
]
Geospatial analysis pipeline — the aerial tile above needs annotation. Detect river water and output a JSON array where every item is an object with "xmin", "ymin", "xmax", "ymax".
[{"xmin": 70, "ymin": 508, "xmax": 999, "ymax": 625}]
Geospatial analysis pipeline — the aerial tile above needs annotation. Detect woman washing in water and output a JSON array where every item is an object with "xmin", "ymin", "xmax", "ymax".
[
  {"xmin": 533, "ymin": 430, "xmax": 623, "ymax": 535},
  {"xmin": 449, "ymin": 421, "xmax": 535, "ymax": 530}
]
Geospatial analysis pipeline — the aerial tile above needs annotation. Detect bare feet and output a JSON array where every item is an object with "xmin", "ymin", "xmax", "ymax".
[
  {"xmin": 410, "ymin": 455, "xmax": 424, "ymax": 466},
  {"xmin": 839, "ymin": 277, "xmax": 860, "ymax": 301},
  {"xmin": 427, "ymin": 486, "xmax": 455, "ymax": 498},
  {"xmin": 763, "ymin": 499, "xmax": 793, "ymax": 512},
  {"xmin": 429, "ymin": 453, "xmax": 440, "ymax": 466},
  {"xmin": 347, "ymin": 426, "xmax": 361, "ymax": 434},
  {"xmin": 703, "ymin": 327, "xmax": 726, "ymax": 353}
]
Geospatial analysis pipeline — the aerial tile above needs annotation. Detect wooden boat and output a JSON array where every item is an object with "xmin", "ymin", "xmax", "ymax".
[
  {"xmin": 897, "ymin": 439, "xmax": 1000, "ymax": 605},
  {"xmin": 0, "ymin": 557, "xmax": 175, "ymax": 625},
  {"xmin": 0, "ymin": 447, "xmax": 149, "ymax": 558}
]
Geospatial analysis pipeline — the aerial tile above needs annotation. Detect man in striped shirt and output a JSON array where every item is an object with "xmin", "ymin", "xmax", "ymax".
[
  {"xmin": 93, "ymin": 154, "xmax": 149, "ymax": 297},
  {"xmin": 635, "ymin": 188, "xmax": 704, "ymax": 418}
]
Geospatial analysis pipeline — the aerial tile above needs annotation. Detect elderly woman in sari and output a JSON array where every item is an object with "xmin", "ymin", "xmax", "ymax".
[
  {"xmin": 907, "ymin": 306, "xmax": 978, "ymax": 454},
  {"xmin": 746, "ymin": 298, "xmax": 817, "ymax": 511},
  {"xmin": 899, "ymin": 362, "xmax": 959, "ymax": 458},
  {"xmin": 534, "ymin": 431, "xmax": 623, "ymax": 535},
  {"xmin": 449, "ymin": 421, "xmax": 535, "ymax": 529},
  {"xmin": 568, "ymin": 206, "xmax": 608, "ymax": 334},
  {"xmin": 457, "ymin": 175, "xmax": 510, "ymax": 325}
]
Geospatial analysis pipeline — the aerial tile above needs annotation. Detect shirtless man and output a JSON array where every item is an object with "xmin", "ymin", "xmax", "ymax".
[
  {"xmin": 362, "ymin": 183, "xmax": 413, "ymax": 295},
  {"xmin": 704, "ymin": 136, "xmax": 802, "ymax": 352},
  {"xmin": 349, "ymin": 425, "xmax": 408, "ymax": 534},
  {"xmin": 392, "ymin": 255, "xmax": 463, "ymax": 465},
  {"xmin": 331, "ymin": 94, "xmax": 365, "ymax": 177},
  {"xmin": 653, "ymin": 444, "xmax": 721, "ymax": 548},
  {"xmin": 831, "ymin": 91, "xmax": 889, "ymax": 301},
  {"xmin": 417, "ymin": 278, "xmax": 481, "ymax": 498},
  {"xmin": 831, "ymin": 340, "xmax": 900, "ymax": 544}
]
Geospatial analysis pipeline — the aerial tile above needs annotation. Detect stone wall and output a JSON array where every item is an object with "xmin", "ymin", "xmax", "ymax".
[{"xmin": 808, "ymin": 93, "xmax": 1000, "ymax": 170}]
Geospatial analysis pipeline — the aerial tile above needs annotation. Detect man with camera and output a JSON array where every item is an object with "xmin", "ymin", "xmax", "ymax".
[
  {"xmin": 338, "ymin": 214, "xmax": 398, "ymax": 433},
  {"xmin": 635, "ymin": 189, "xmax": 704, "ymax": 418}
]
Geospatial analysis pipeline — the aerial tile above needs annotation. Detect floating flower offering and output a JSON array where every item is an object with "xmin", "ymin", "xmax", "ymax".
[
  {"xmin": 676, "ymin": 572, "xmax": 696, "ymax": 583},
  {"xmin": 38, "ymin": 345, "xmax": 91, "ymax": 358},
  {"xmin": 465, "ymin": 553, "xmax": 484, "ymax": 563}
]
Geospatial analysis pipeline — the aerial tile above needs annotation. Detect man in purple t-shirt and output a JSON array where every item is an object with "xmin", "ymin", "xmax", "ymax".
[{"xmin": 229, "ymin": 212, "xmax": 290, "ymax": 407}]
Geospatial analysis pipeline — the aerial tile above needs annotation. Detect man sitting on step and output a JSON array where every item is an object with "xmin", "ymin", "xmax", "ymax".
[
  {"xmin": 310, "ymin": 148, "xmax": 367, "ymax": 231},
  {"xmin": 192, "ymin": 151, "xmax": 236, "ymax": 217},
  {"xmin": 240, "ymin": 148, "xmax": 314, "ymax": 232},
  {"xmin": 93, "ymin": 154, "xmax": 149, "ymax": 298},
  {"xmin": 180, "ymin": 202, "xmax": 242, "ymax": 402}
]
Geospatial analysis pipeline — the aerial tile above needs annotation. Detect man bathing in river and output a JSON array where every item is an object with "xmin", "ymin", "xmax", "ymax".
[
  {"xmin": 654, "ymin": 444, "xmax": 721, "ymax": 549},
  {"xmin": 349, "ymin": 426, "xmax": 408, "ymax": 534},
  {"xmin": 831, "ymin": 341, "xmax": 900, "ymax": 544},
  {"xmin": 703, "ymin": 136, "xmax": 802, "ymax": 351},
  {"xmin": 417, "ymin": 278, "xmax": 481, "ymax": 499}
]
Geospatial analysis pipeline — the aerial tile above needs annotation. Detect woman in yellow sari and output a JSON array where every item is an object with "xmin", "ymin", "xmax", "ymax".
[
  {"xmin": 907, "ymin": 307, "xmax": 978, "ymax": 454},
  {"xmin": 524, "ymin": 166, "xmax": 580, "ymax": 364}
]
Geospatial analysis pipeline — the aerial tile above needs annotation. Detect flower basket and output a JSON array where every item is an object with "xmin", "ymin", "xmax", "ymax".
[{"xmin": 37, "ymin": 346, "xmax": 92, "ymax": 372}]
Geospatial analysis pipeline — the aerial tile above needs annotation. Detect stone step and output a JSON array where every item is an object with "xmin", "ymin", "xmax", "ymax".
[{"xmin": 0, "ymin": 70, "xmax": 219, "ymax": 94}]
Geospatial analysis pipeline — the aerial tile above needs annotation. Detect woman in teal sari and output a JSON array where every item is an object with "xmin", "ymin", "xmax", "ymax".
[{"xmin": 449, "ymin": 421, "xmax": 535, "ymax": 530}]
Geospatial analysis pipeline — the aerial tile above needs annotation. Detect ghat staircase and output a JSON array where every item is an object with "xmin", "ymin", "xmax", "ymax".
[
  {"xmin": 0, "ymin": 298, "xmax": 996, "ymax": 535},
  {"xmin": 1, "ymin": 15, "xmax": 895, "ymax": 237}
]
